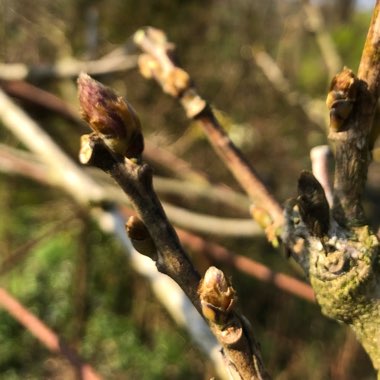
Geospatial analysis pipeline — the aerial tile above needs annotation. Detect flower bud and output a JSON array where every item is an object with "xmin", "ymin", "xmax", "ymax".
[{"xmin": 77, "ymin": 73, "xmax": 144, "ymax": 158}]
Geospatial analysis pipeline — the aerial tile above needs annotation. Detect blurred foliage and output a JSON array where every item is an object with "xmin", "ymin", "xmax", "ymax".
[{"xmin": 0, "ymin": 0, "xmax": 379, "ymax": 379}]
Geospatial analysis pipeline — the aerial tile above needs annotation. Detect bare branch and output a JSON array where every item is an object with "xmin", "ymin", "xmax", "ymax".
[
  {"xmin": 0, "ymin": 83, "xmax": 228, "ymax": 378},
  {"xmin": 134, "ymin": 27, "xmax": 284, "ymax": 236},
  {"xmin": 78, "ymin": 74, "xmax": 271, "ymax": 380}
]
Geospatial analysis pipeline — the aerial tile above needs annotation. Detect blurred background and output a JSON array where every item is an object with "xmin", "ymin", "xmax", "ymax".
[{"xmin": 0, "ymin": 0, "xmax": 379, "ymax": 379}]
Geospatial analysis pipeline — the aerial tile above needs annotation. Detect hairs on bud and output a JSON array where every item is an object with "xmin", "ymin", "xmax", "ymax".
[{"xmin": 77, "ymin": 73, "xmax": 144, "ymax": 158}]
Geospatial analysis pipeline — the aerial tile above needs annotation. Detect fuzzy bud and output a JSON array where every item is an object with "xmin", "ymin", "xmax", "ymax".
[
  {"xmin": 198, "ymin": 266, "xmax": 235, "ymax": 325},
  {"xmin": 326, "ymin": 67, "xmax": 358, "ymax": 132},
  {"xmin": 77, "ymin": 73, "xmax": 144, "ymax": 158}
]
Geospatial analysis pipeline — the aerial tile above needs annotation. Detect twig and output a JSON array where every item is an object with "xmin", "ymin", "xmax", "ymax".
[
  {"xmin": 0, "ymin": 51, "xmax": 137, "ymax": 81},
  {"xmin": 144, "ymin": 140, "xmax": 209, "ymax": 184},
  {"xmin": 134, "ymin": 27, "xmax": 284, "ymax": 232},
  {"xmin": 0, "ymin": 288, "xmax": 102, "ymax": 380},
  {"xmin": 0, "ymin": 74, "xmax": 228, "ymax": 379},
  {"xmin": 78, "ymin": 73, "xmax": 271, "ymax": 380},
  {"xmin": 0, "ymin": 80, "xmax": 86, "ymax": 126},
  {"xmin": 302, "ymin": 0, "xmax": 343, "ymax": 79},
  {"xmin": 0, "ymin": 87, "xmax": 104, "ymax": 205},
  {"xmin": 250, "ymin": 48, "xmax": 327, "ymax": 130},
  {"xmin": 310, "ymin": 145, "xmax": 333, "ymax": 207},
  {"xmin": 0, "ymin": 144, "xmax": 260, "ymax": 238},
  {"xmin": 0, "ymin": 79, "xmax": 251, "ymax": 216}
]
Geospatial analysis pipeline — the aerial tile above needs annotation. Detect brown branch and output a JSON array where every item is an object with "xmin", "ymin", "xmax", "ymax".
[
  {"xmin": 327, "ymin": 0, "xmax": 380, "ymax": 226},
  {"xmin": 0, "ymin": 80, "xmax": 85, "ymax": 126},
  {"xmin": 133, "ymin": 27, "xmax": 284, "ymax": 234},
  {"xmin": 0, "ymin": 84, "xmax": 228, "ymax": 377},
  {"xmin": 176, "ymin": 228, "xmax": 315, "ymax": 303},
  {"xmin": 78, "ymin": 74, "xmax": 270, "ymax": 380},
  {"xmin": 0, "ymin": 288, "xmax": 102, "ymax": 380}
]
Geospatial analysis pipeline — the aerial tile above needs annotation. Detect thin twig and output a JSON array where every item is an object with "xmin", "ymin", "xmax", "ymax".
[
  {"xmin": 0, "ymin": 80, "xmax": 227, "ymax": 379},
  {"xmin": 0, "ymin": 51, "xmax": 137, "ymax": 81},
  {"xmin": 0, "ymin": 144, "xmax": 260, "ymax": 238},
  {"xmin": 78, "ymin": 74, "xmax": 271, "ymax": 380},
  {"xmin": 176, "ymin": 228, "xmax": 315, "ymax": 303},
  {"xmin": 251, "ymin": 48, "xmax": 327, "ymax": 130},
  {"xmin": 310, "ymin": 145, "xmax": 333, "ymax": 207},
  {"xmin": 0, "ymin": 288, "xmax": 102, "ymax": 380},
  {"xmin": 134, "ymin": 27, "xmax": 284, "ymax": 231},
  {"xmin": 302, "ymin": 0, "xmax": 343, "ymax": 78}
]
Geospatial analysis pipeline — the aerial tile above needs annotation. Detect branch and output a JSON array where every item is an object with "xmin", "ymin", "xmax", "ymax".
[
  {"xmin": 283, "ymin": 3, "xmax": 380, "ymax": 374},
  {"xmin": 0, "ymin": 85, "xmax": 229, "ymax": 378},
  {"xmin": 133, "ymin": 27, "xmax": 284, "ymax": 238},
  {"xmin": 0, "ymin": 288, "xmax": 102, "ymax": 380},
  {"xmin": 78, "ymin": 73, "xmax": 271, "ymax": 380},
  {"xmin": 0, "ymin": 144, "xmax": 259, "ymax": 238},
  {"xmin": 0, "ymin": 49, "xmax": 137, "ymax": 81}
]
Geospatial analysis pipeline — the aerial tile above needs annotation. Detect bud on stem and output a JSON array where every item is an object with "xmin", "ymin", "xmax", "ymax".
[
  {"xmin": 198, "ymin": 266, "xmax": 235, "ymax": 325},
  {"xmin": 77, "ymin": 73, "xmax": 144, "ymax": 158}
]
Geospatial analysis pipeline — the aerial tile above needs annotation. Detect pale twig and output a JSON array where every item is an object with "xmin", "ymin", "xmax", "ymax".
[
  {"xmin": 0, "ymin": 51, "xmax": 137, "ymax": 81},
  {"xmin": 0, "ymin": 79, "xmax": 250, "ymax": 215},
  {"xmin": 310, "ymin": 145, "xmax": 333, "ymax": 207},
  {"xmin": 0, "ymin": 288, "xmax": 102, "ymax": 380},
  {"xmin": 0, "ymin": 144, "xmax": 260, "ymax": 238},
  {"xmin": 302, "ymin": 0, "xmax": 343, "ymax": 79},
  {"xmin": 250, "ymin": 48, "xmax": 327, "ymax": 130},
  {"xmin": 134, "ymin": 27, "xmax": 284, "ymax": 232}
]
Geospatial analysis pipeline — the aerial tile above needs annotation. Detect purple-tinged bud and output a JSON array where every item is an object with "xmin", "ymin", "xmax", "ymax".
[{"xmin": 77, "ymin": 73, "xmax": 144, "ymax": 158}]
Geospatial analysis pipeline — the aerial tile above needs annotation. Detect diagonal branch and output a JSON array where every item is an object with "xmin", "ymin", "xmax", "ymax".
[
  {"xmin": 133, "ymin": 27, "xmax": 284, "ymax": 235},
  {"xmin": 78, "ymin": 73, "xmax": 271, "ymax": 380}
]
